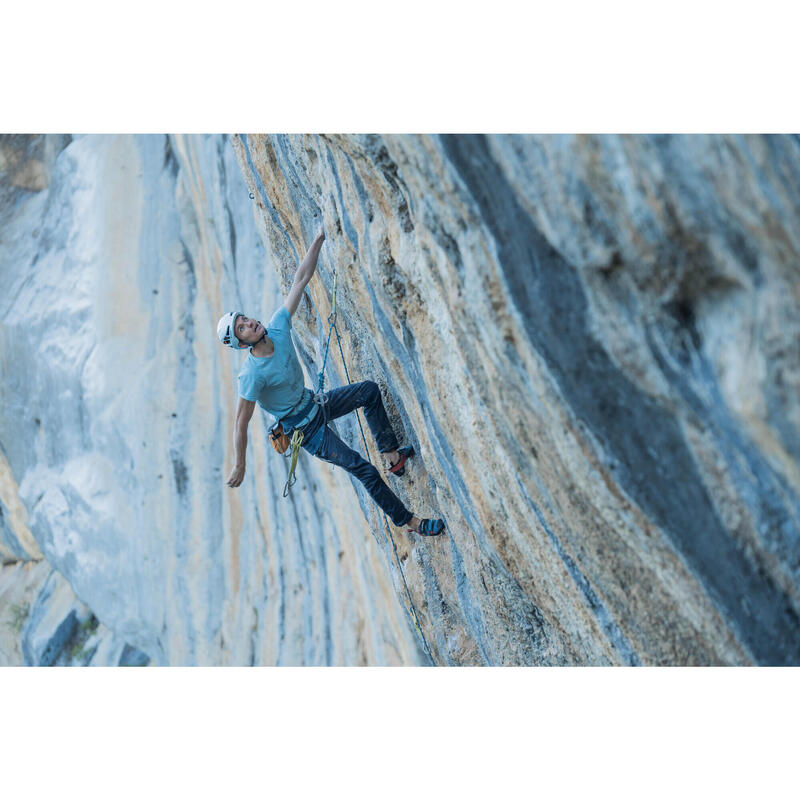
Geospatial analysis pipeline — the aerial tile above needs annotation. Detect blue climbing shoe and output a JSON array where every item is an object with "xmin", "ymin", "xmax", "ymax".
[
  {"xmin": 387, "ymin": 445, "xmax": 414, "ymax": 477},
  {"xmin": 410, "ymin": 518, "xmax": 445, "ymax": 536}
]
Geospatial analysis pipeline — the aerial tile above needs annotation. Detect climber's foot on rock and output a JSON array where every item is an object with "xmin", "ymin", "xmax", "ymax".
[
  {"xmin": 386, "ymin": 445, "xmax": 414, "ymax": 476},
  {"xmin": 407, "ymin": 516, "xmax": 445, "ymax": 536}
]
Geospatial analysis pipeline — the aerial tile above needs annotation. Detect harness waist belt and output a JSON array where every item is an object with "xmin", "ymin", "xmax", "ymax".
[{"xmin": 281, "ymin": 392, "xmax": 317, "ymax": 429}]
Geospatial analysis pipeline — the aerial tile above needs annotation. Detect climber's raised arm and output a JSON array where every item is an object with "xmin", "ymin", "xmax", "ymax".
[
  {"xmin": 284, "ymin": 226, "xmax": 325, "ymax": 317},
  {"xmin": 227, "ymin": 397, "xmax": 256, "ymax": 488}
]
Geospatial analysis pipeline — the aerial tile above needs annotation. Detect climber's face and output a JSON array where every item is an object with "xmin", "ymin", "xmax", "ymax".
[{"xmin": 235, "ymin": 315, "xmax": 264, "ymax": 347}]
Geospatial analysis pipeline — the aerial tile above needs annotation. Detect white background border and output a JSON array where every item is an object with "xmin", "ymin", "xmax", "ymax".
[{"xmin": 3, "ymin": 1, "xmax": 799, "ymax": 796}]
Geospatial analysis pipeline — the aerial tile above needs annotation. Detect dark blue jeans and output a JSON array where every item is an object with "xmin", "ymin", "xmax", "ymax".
[{"xmin": 296, "ymin": 381, "xmax": 413, "ymax": 527}]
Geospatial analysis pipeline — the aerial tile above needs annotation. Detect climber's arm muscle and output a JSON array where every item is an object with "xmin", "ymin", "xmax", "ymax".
[
  {"xmin": 284, "ymin": 278, "xmax": 310, "ymax": 317},
  {"xmin": 227, "ymin": 397, "xmax": 255, "ymax": 487},
  {"xmin": 284, "ymin": 227, "xmax": 325, "ymax": 317}
]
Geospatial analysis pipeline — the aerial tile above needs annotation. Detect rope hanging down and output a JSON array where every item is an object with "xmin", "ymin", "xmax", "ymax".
[
  {"xmin": 309, "ymin": 262, "xmax": 433, "ymax": 663},
  {"xmin": 315, "ymin": 270, "xmax": 337, "ymax": 404}
]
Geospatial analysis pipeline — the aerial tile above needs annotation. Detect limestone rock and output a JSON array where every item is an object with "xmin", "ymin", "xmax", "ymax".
[
  {"xmin": 2, "ymin": 133, "xmax": 799, "ymax": 665},
  {"xmin": 0, "ymin": 561, "xmax": 146, "ymax": 666},
  {"xmin": 0, "ymin": 560, "xmax": 50, "ymax": 665},
  {"xmin": 0, "ymin": 450, "xmax": 42, "ymax": 563},
  {"xmin": 0, "ymin": 134, "xmax": 421, "ymax": 665},
  {"xmin": 231, "ymin": 134, "xmax": 800, "ymax": 665}
]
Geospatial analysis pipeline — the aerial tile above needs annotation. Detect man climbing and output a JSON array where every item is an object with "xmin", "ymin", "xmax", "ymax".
[{"xmin": 217, "ymin": 226, "xmax": 445, "ymax": 537}]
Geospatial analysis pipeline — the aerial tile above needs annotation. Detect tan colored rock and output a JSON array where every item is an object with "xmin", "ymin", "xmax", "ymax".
[
  {"xmin": 3, "ymin": 134, "xmax": 799, "ymax": 665},
  {"xmin": 0, "ymin": 450, "xmax": 42, "ymax": 563},
  {"xmin": 230, "ymin": 134, "xmax": 800, "ymax": 664}
]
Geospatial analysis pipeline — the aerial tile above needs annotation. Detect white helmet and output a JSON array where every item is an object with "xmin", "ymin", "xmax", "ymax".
[{"xmin": 217, "ymin": 311, "xmax": 244, "ymax": 349}]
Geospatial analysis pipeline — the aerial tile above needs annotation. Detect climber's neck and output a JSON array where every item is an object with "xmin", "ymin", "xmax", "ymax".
[{"xmin": 250, "ymin": 335, "xmax": 275, "ymax": 359}]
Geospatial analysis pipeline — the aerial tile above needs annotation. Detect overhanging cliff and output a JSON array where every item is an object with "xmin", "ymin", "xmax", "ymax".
[
  {"xmin": 232, "ymin": 133, "xmax": 800, "ymax": 665},
  {"xmin": 2, "ymin": 133, "xmax": 799, "ymax": 665}
]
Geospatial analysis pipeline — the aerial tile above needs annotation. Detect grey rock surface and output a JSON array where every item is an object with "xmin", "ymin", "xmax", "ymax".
[
  {"xmin": 2, "ymin": 133, "xmax": 799, "ymax": 665},
  {"xmin": 1, "ymin": 134, "xmax": 421, "ymax": 665},
  {"xmin": 0, "ymin": 560, "xmax": 147, "ymax": 666},
  {"xmin": 233, "ymin": 134, "xmax": 800, "ymax": 665}
]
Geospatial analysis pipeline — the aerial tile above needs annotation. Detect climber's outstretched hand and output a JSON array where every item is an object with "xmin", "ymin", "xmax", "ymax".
[
  {"xmin": 227, "ymin": 463, "xmax": 246, "ymax": 488},
  {"xmin": 315, "ymin": 225, "xmax": 325, "ymax": 243}
]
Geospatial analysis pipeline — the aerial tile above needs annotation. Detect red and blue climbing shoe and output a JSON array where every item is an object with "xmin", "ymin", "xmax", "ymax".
[
  {"xmin": 410, "ymin": 518, "xmax": 445, "ymax": 536},
  {"xmin": 387, "ymin": 444, "xmax": 415, "ymax": 476}
]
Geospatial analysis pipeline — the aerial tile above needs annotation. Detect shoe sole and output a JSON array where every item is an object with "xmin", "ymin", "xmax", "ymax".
[{"xmin": 387, "ymin": 445, "xmax": 415, "ymax": 476}]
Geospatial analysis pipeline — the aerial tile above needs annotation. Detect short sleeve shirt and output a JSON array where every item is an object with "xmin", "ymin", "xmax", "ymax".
[{"xmin": 237, "ymin": 306, "xmax": 314, "ymax": 426}]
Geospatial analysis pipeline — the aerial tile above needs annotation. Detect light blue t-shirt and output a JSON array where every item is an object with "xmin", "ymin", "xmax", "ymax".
[{"xmin": 237, "ymin": 306, "xmax": 316, "ymax": 428}]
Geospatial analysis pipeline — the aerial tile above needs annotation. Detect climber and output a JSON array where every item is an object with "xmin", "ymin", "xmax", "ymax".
[{"xmin": 217, "ymin": 226, "xmax": 445, "ymax": 537}]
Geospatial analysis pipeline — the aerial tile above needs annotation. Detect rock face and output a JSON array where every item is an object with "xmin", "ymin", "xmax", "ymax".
[
  {"xmin": 0, "ymin": 134, "xmax": 421, "ymax": 665},
  {"xmin": 2, "ymin": 133, "xmax": 800, "ymax": 665},
  {"xmin": 0, "ymin": 560, "xmax": 148, "ymax": 666},
  {"xmin": 232, "ymin": 134, "xmax": 800, "ymax": 666}
]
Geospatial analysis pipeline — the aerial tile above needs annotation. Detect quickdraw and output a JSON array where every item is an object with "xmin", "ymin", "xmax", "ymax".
[{"xmin": 282, "ymin": 429, "xmax": 305, "ymax": 497}]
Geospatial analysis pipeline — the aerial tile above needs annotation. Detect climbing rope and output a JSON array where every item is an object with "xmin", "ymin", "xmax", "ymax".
[
  {"xmin": 313, "ymin": 264, "xmax": 433, "ymax": 663},
  {"xmin": 315, "ymin": 270, "xmax": 337, "ymax": 405}
]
